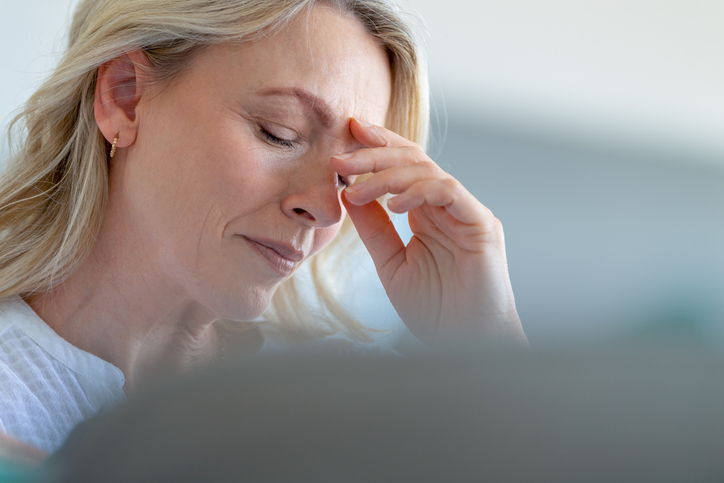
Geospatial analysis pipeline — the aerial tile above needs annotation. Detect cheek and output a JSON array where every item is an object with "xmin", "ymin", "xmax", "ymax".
[{"xmin": 193, "ymin": 136, "xmax": 279, "ymax": 209}]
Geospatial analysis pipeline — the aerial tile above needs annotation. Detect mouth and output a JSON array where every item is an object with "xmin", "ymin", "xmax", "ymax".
[{"xmin": 241, "ymin": 236, "xmax": 305, "ymax": 277}]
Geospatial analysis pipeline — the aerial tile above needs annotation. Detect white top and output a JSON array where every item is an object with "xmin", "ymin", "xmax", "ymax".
[
  {"xmin": 0, "ymin": 296, "xmax": 398, "ymax": 454},
  {"xmin": 0, "ymin": 296, "xmax": 126, "ymax": 453}
]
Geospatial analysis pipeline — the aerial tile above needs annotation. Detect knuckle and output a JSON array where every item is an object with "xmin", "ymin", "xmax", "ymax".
[
  {"xmin": 401, "ymin": 145, "xmax": 423, "ymax": 164},
  {"xmin": 411, "ymin": 143, "xmax": 426, "ymax": 157},
  {"xmin": 437, "ymin": 177, "xmax": 461, "ymax": 195},
  {"xmin": 442, "ymin": 177, "xmax": 459, "ymax": 189},
  {"xmin": 416, "ymin": 160, "xmax": 439, "ymax": 176},
  {"xmin": 491, "ymin": 215, "xmax": 503, "ymax": 231},
  {"xmin": 374, "ymin": 127, "xmax": 390, "ymax": 147},
  {"xmin": 358, "ymin": 147, "xmax": 375, "ymax": 162},
  {"xmin": 375, "ymin": 171, "xmax": 395, "ymax": 190}
]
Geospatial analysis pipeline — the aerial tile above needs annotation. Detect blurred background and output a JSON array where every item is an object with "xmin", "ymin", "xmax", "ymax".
[{"xmin": 1, "ymin": 0, "xmax": 723, "ymax": 349}]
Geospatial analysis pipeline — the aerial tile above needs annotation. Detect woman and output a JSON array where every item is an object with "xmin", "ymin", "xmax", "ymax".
[{"xmin": 0, "ymin": 0, "xmax": 527, "ymax": 456}]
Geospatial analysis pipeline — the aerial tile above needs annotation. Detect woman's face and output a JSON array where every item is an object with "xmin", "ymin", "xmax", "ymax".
[{"xmin": 120, "ymin": 6, "xmax": 391, "ymax": 320}]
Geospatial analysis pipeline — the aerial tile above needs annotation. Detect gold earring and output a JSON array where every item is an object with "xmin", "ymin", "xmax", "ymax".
[{"xmin": 109, "ymin": 132, "xmax": 120, "ymax": 158}]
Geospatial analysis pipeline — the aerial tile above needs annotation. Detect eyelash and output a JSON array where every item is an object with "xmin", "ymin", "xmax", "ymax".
[
  {"xmin": 260, "ymin": 128, "xmax": 296, "ymax": 149},
  {"xmin": 260, "ymin": 127, "xmax": 350, "ymax": 189}
]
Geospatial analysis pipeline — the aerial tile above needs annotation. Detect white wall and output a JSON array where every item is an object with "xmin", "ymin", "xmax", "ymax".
[
  {"xmin": 0, "ymin": 1, "xmax": 80, "ymax": 133},
  {"xmin": 3, "ymin": 1, "xmax": 723, "ymax": 162},
  {"xmin": 410, "ymin": 0, "xmax": 724, "ymax": 162}
]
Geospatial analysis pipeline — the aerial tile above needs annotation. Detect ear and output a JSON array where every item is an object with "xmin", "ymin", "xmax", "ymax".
[{"xmin": 94, "ymin": 50, "xmax": 150, "ymax": 150}]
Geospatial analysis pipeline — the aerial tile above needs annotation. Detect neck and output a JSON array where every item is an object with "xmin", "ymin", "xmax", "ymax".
[
  {"xmin": 26, "ymin": 255, "xmax": 220, "ymax": 392},
  {"xmin": 25, "ymin": 203, "xmax": 223, "ymax": 392}
]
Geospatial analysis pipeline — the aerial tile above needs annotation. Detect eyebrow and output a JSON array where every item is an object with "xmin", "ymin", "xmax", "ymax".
[{"xmin": 256, "ymin": 87, "xmax": 337, "ymax": 129}]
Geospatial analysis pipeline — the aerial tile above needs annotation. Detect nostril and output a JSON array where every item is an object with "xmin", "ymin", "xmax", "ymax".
[{"xmin": 293, "ymin": 207, "xmax": 315, "ymax": 221}]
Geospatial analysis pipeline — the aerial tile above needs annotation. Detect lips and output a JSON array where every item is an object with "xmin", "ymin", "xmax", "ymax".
[{"xmin": 242, "ymin": 236, "xmax": 305, "ymax": 276}]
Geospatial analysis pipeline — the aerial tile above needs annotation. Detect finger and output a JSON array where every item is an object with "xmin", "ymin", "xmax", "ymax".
[
  {"xmin": 331, "ymin": 144, "xmax": 432, "ymax": 177},
  {"xmin": 348, "ymin": 118, "xmax": 417, "ymax": 149},
  {"xmin": 343, "ymin": 161, "xmax": 445, "ymax": 206},
  {"xmin": 341, "ymin": 191, "xmax": 405, "ymax": 280},
  {"xmin": 387, "ymin": 178, "xmax": 494, "ymax": 227}
]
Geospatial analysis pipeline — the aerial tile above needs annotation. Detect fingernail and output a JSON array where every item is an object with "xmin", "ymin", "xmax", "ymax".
[
  {"xmin": 345, "ymin": 180, "xmax": 366, "ymax": 193},
  {"xmin": 333, "ymin": 152, "xmax": 354, "ymax": 160},
  {"xmin": 354, "ymin": 118, "xmax": 373, "ymax": 127}
]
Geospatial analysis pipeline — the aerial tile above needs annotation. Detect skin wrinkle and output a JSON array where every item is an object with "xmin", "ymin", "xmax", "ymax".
[
  {"xmin": 301, "ymin": 7, "xmax": 383, "ymax": 142},
  {"xmin": 226, "ymin": 89, "xmax": 359, "ymax": 198},
  {"xmin": 194, "ymin": 204, "xmax": 216, "ymax": 308},
  {"xmin": 303, "ymin": 5, "xmax": 318, "ymax": 117},
  {"xmin": 257, "ymin": 88, "xmax": 336, "ymax": 130},
  {"xmin": 24, "ymin": 5, "xmax": 417, "ymax": 390}
]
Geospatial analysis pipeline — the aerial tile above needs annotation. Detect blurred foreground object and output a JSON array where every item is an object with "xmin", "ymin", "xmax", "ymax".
[
  {"xmin": 0, "ymin": 432, "xmax": 46, "ymax": 467},
  {"xmin": 0, "ymin": 432, "xmax": 44, "ymax": 483},
  {"xmin": 47, "ymin": 347, "xmax": 724, "ymax": 482}
]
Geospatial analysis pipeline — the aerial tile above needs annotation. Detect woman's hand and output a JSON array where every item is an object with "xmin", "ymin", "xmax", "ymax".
[
  {"xmin": 0, "ymin": 431, "xmax": 47, "ymax": 467},
  {"xmin": 332, "ymin": 118, "xmax": 528, "ymax": 347}
]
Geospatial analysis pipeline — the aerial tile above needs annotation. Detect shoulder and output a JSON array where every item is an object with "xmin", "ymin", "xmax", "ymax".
[
  {"xmin": 0, "ymin": 296, "xmax": 30, "ymax": 334},
  {"xmin": 0, "ymin": 339, "xmax": 66, "ymax": 454},
  {"xmin": 0, "ymin": 296, "xmax": 124, "ymax": 390},
  {"xmin": 0, "ymin": 296, "xmax": 125, "ymax": 454}
]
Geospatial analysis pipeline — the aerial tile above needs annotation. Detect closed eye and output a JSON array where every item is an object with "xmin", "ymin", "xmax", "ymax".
[
  {"xmin": 260, "ymin": 128, "xmax": 296, "ymax": 149},
  {"xmin": 259, "ymin": 124, "xmax": 349, "ymax": 188}
]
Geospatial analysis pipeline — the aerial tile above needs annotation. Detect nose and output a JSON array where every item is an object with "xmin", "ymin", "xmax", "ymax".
[{"xmin": 281, "ymin": 160, "xmax": 344, "ymax": 228}]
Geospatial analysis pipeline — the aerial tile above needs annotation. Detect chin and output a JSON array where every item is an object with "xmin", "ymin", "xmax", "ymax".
[{"xmin": 205, "ymin": 282, "xmax": 278, "ymax": 322}]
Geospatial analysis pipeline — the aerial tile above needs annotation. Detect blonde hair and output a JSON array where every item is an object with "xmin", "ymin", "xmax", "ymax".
[{"xmin": 0, "ymin": 0, "xmax": 429, "ymax": 342}]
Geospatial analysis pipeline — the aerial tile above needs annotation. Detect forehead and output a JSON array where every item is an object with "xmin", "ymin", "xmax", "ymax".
[{"xmin": 185, "ymin": 5, "xmax": 392, "ymax": 125}]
